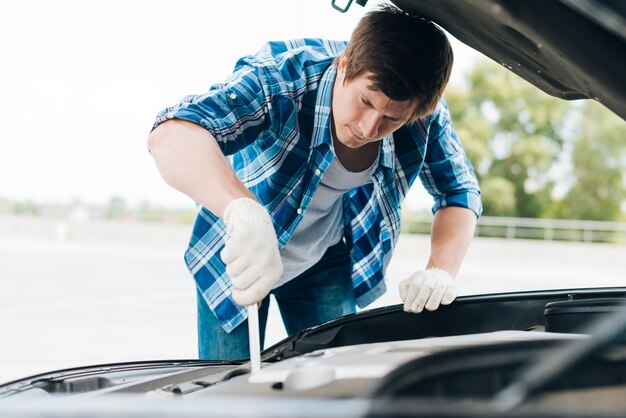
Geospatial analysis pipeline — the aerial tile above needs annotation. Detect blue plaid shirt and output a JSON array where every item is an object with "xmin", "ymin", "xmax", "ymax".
[{"xmin": 153, "ymin": 38, "xmax": 482, "ymax": 333}]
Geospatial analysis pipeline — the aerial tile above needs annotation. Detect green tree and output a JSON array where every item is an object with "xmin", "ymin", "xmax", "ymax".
[
  {"xmin": 550, "ymin": 102, "xmax": 626, "ymax": 221},
  {"xmin": 14, "ymin": 199, "xmax": 42, "ymax": 216},
  {"xmin": 480, "ymin": 177, "xmax": 516, "ymax": 216},
  {"xmin": 105, "ymin": 196, "xmax": 128, "ymax": 220},
  {"xmin": 447, "ymin": 60, "xmax": 625, "ymax": 220}
]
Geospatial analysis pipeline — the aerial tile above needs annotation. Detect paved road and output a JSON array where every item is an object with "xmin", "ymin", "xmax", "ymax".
[{"xmin": 1, "ymin": 219, "xmax": 625, "ymax": 384}]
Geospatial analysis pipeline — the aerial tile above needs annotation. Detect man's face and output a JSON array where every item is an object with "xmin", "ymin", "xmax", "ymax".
[{"xmin": 331, "ymin": 56, "xmax": 415, "ymax": 149}]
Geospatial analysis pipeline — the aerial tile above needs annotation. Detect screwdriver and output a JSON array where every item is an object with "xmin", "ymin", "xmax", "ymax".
[{"xmin": 247, "ymin": 304, "xmax": 261, "ymax": 374}]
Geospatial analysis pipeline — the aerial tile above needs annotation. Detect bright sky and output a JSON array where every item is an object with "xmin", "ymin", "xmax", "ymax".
[{"xmin": 0, "ymin": 0, "xmax": 481, "ymax": 210}]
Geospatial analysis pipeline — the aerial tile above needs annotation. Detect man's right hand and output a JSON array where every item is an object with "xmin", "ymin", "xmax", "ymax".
[{"xmin": 220, "ymin": 198, "xmax": 283, "ymax": 306}]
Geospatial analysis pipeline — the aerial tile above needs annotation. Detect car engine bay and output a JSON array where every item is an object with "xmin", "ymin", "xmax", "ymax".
[{"xmin": 2, "ymin": 288, "xmax": 626, "ymax": 417}]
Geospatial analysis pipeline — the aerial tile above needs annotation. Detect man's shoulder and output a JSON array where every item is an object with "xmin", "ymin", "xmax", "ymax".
[
  {"xmin": 428, "ymin": 97, "xmax": 452, "ymax": 127},
  {"xmin": 234, "ymin": 38, "xmax": 346, "ymax": 96},
  {"xmin": 259, "ymin": 38, "xmax": 348, "ymax": 63}
]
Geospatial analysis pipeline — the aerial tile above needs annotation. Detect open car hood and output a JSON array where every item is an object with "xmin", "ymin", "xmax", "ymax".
[{"xmin": 391, "ymin": 0, "xmax": 626, "ymax": 120}]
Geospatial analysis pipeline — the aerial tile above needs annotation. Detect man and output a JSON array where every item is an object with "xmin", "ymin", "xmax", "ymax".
[{"xmin": 148, "ymin": 4, "xmax": 481, "ymax": 360}]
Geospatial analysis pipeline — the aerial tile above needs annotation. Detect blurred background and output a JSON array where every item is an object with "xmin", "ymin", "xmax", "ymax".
[{"xmin": 1, "ymin": 0, "xmax": 625, "ymax": 384}]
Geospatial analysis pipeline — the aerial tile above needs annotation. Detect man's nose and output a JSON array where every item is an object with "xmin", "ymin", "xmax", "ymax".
[{"xmin": 359, "ymin": 110, "xmax": 381, "ymax": 140}]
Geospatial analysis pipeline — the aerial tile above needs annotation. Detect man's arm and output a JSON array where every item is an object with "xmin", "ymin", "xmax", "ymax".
[
  {"xmin": 147, "ymin": 119, "xmax": 283, "ymax": 307},
  {"xmin": 426, "ymin": 206, "xmax": 477, "ymax": 277},
  {"xmin": 399, "ymin": 98, "xmax": 481, "ymax": 314},
  {"xmin": 147, "ymin": 119, "xmax": 254, "ymax": 217}
]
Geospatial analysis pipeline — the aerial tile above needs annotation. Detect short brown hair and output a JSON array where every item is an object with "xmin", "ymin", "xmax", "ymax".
[{"xmin": 338, "ymin": 3, "xmax": 453, "ymax": 119}]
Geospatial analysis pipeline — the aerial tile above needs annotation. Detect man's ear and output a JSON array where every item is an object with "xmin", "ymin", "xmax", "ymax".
[
  {"xmin": 336, "ymin": 55, "xmax": 349, "ymax": 86},
  {"xmin": 337, "ymin": 54, "xmax": 347, "ymax": 75}
]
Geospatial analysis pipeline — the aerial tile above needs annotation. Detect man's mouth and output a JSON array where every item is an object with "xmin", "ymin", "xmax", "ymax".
[{"xmin": 348, "ymin": 126, "xmax": 365, "ymax": 142}]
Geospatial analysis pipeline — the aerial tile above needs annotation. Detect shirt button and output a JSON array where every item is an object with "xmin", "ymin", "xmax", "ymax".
[
  {"xmin": 229, "ymin": 93, "xmax": 237, "ymax": 100},
  {"xmin": 315, "ymin": 169, "xmax": 321, "ymax": 176},
  {"xmin": 297, "ymin": 208, "xmax": 302, "ymax": 215}
]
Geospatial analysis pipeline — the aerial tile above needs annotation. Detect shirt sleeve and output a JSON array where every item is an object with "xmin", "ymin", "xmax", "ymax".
[
  {"xmin": 419, "ymin": 100, "xmax": 483, "ymax": 218},
  {"xmin": 151, "ymin": 61, "xmax": 271, "ymax": 156}
]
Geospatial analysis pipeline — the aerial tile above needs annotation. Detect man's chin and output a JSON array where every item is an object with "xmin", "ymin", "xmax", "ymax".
[
  {"xmin": 337, "ymin": 134, "xmax": 364, "ymax": 149},
  {"xmin": 342, "ymin": 140, "xmax": 361, "ymax": 149}
]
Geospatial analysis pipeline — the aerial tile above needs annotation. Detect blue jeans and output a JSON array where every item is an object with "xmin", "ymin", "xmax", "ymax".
[{"xmin": 197, "ymin": 240, "xmax": 356, "ymax": 360}]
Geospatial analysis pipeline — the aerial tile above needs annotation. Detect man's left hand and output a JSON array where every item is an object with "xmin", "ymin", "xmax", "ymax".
[{"xmin": 399, "ymin": 268, "xmax": 457, "ymax": 313}]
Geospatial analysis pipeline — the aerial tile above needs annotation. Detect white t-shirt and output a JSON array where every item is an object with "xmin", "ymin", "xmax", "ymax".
[{"xmin": 277, "ymin": 151, "xmax": 379, "ymax": 287}]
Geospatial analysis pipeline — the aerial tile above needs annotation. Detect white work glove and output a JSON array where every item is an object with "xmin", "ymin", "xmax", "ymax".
[
  {"xmin": 399, "ymin": 268, "xmax": 457, "ymax": 313},
  {"xmin": 220, "ymin": 198, "xmax": 283, "ymax": 307}
]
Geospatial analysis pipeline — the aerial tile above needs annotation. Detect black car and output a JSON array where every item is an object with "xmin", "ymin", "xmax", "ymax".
[{"xmin": 1, "ymin": 1, "xmax": 625, "ymax": 417}]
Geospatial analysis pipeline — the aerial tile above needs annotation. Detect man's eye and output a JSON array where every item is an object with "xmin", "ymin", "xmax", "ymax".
[{"xmin": 360, "ymin": 96, "xmax": 369, "ymax": 105}]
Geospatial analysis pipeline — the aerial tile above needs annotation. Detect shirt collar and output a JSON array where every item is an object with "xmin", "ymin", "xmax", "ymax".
[
  {"xmin": 311, "ymin": 64, "xmax": 336, "ymax": 149},
  {"xmin": 312, "ymin": 64, "xmax": 395, "ymax": 170},
  {"xmin": 379, "ymin": 134, "xmax": 394, "ymax": 169}
]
